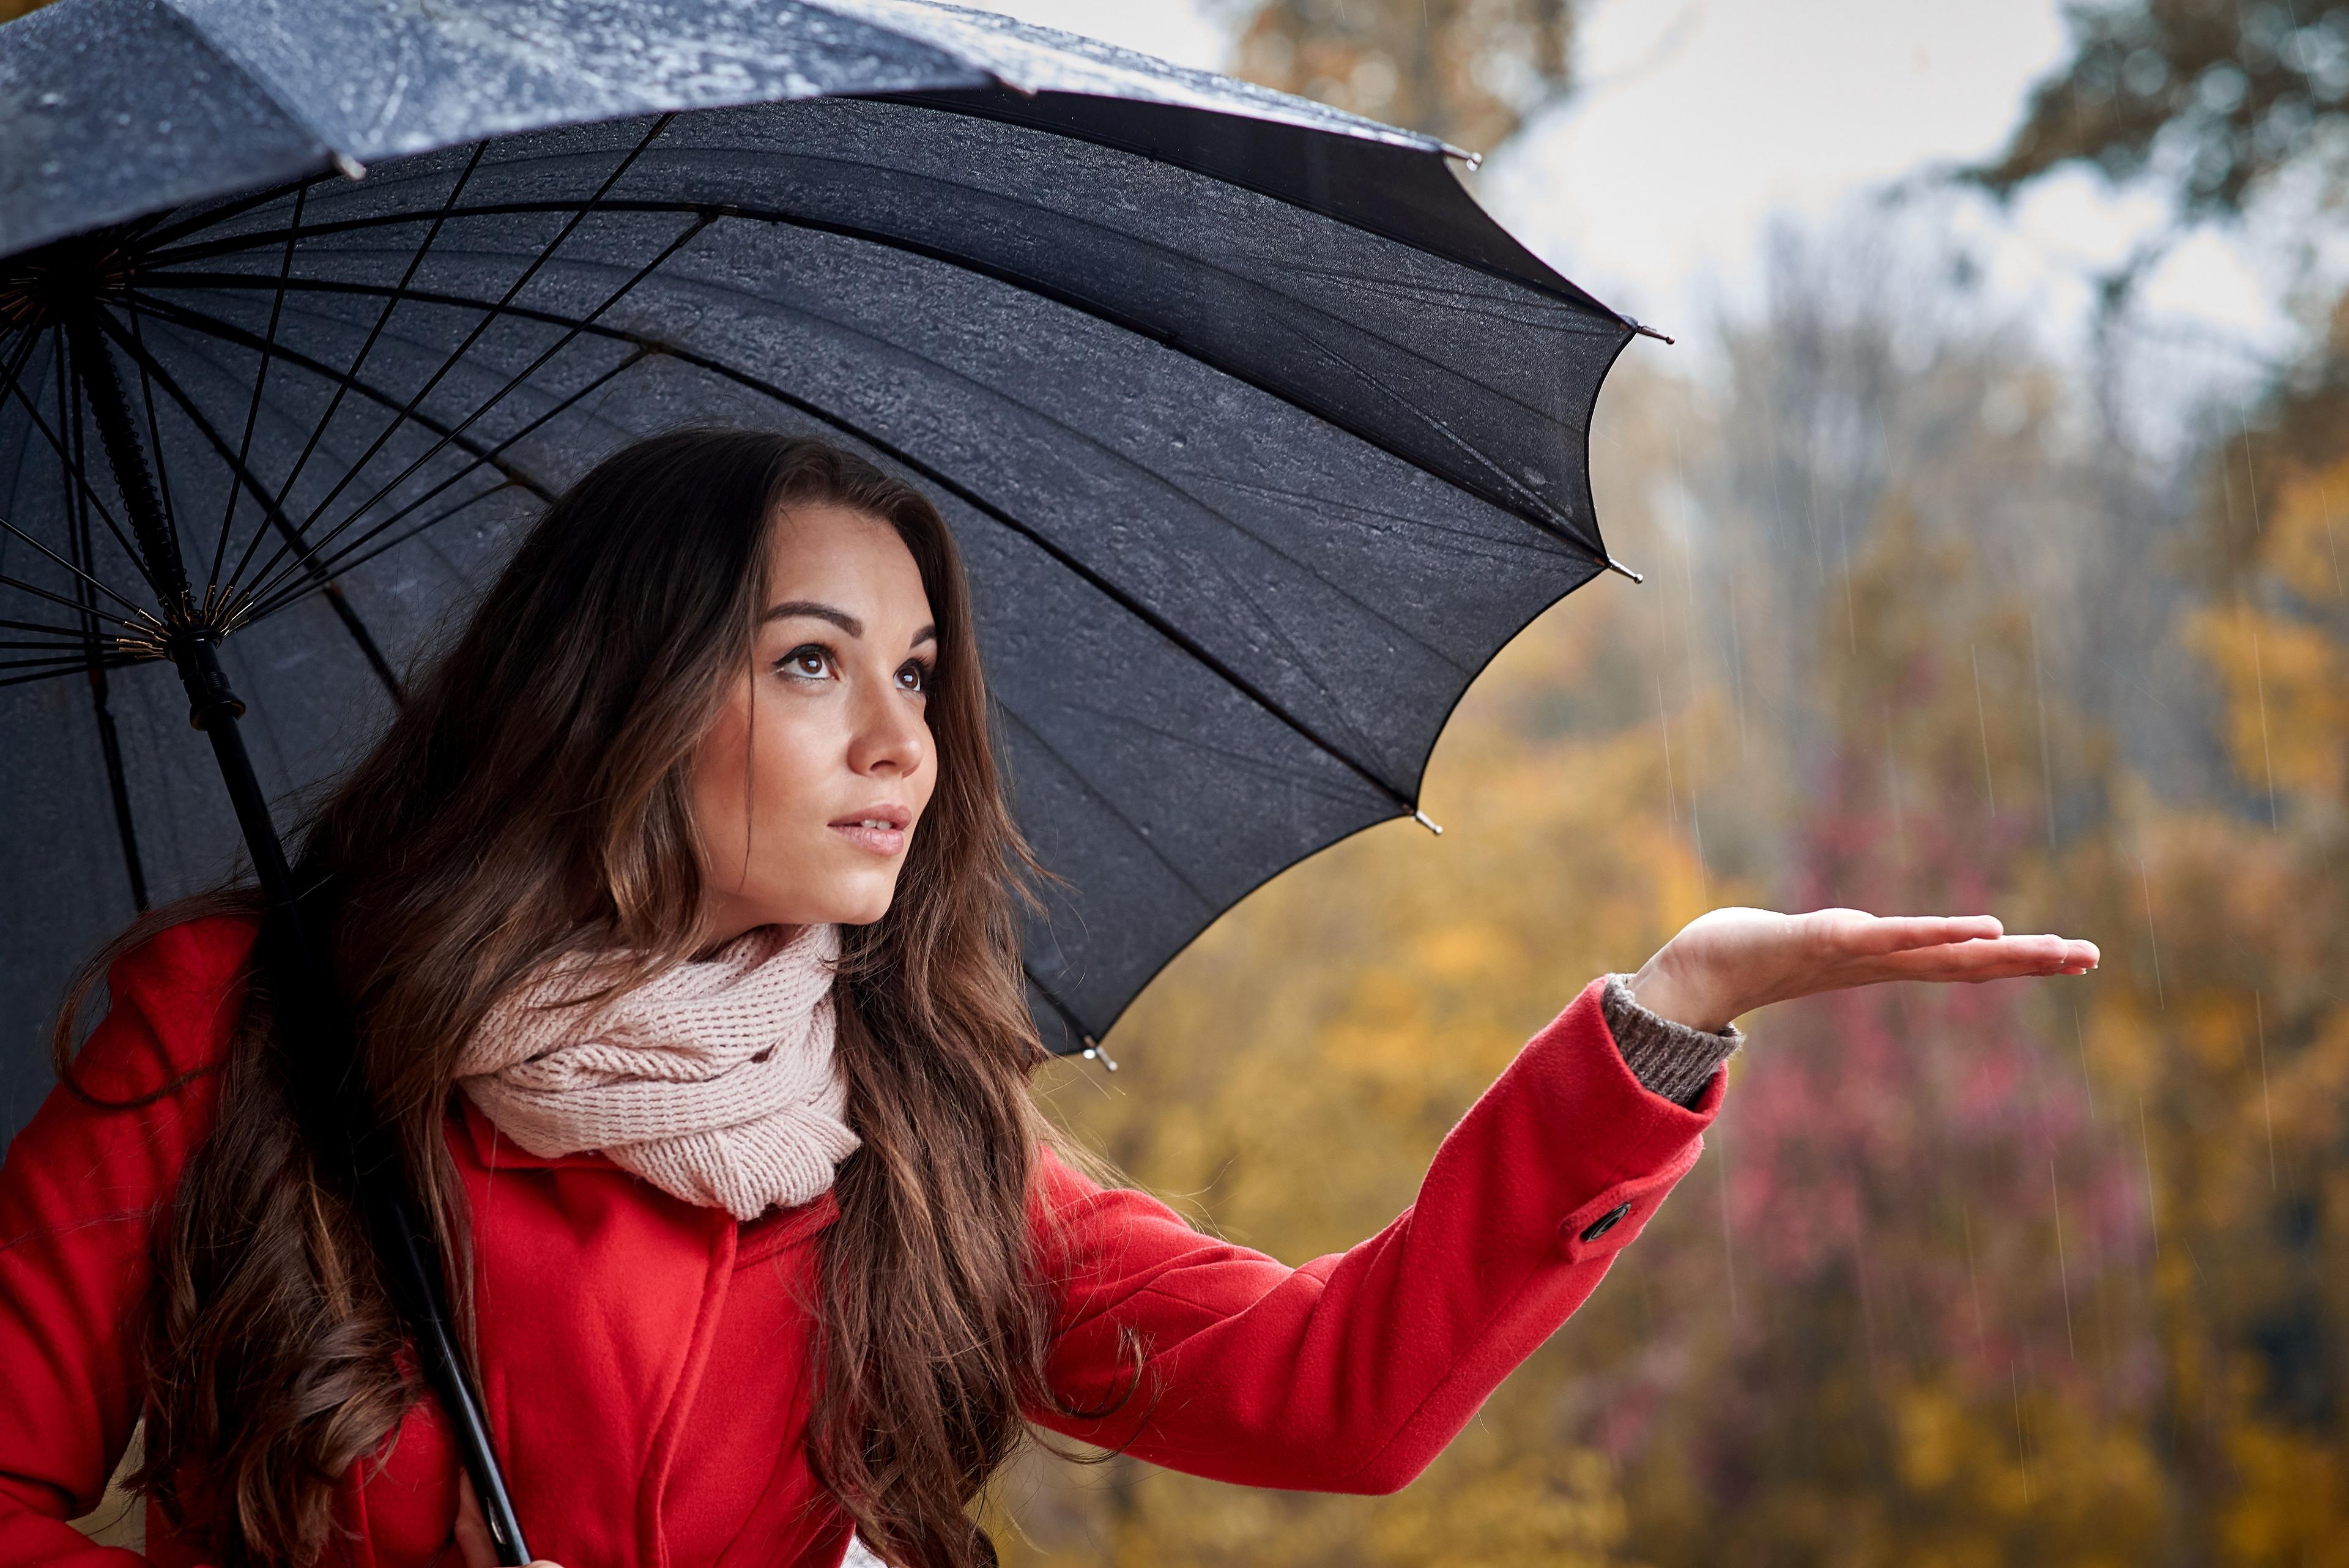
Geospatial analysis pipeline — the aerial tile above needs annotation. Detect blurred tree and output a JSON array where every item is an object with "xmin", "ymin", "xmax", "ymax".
[
  {"xmin": 1218, "ymin": 0, "xmax": 1578, "ymax": 155},
  {"xmin": 1976, "ymin": 1, "xmax": 2349, "ymax": 497},
  {"xmin": 1976, "ymin": 0, "xmax": 2349, "ymax": 217}
]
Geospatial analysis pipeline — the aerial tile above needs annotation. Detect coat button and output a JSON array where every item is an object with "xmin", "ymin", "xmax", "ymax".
[{"xmin": 1579, "ymin": 1204, "xmax": 1633, "ymax": 1243}]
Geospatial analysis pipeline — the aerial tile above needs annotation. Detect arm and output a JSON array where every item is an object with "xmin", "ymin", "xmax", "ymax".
[
  {"xmin": 1025, "ymin": 908, "xmax": 2101, "ymax": 1494},
  {"xmin": 0, "ymin": 918, "xmax": 253, "ymax": 1568},
  {"xmin": 1025, "ymin": 976, "xmax": 1717, "ymax": 1494}
]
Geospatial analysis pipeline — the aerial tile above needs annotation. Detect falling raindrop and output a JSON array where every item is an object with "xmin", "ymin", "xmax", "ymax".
[
  {"xmin": 1883, "ymin": 703, "xmax": 1907, "ymax": 871},
  {"xmin": 2137, "ymin": 1093, "xmax": 2161, "ymax": 1259},
  {"xmin": 1726, "ymin": 581, "xmax": 1750, "ymax": 761},
  {"xmin": 2050, "ymin": 1160, "xmax": 2075, "ymax": 1361},
  {"xmin": 1970, "ymin": 642, "xmax": 1997, "ymax": 814},
  {"xmin": 2073, "ymin": 1003, "xmax": 2095, "ymax": 1121},
  {"xmin": 2250, "ymin": 623, "xmax": 2277, "ymax": 833},
  {"xmin": 2254, "ymin": 990, "xmax": 2277, "ymax": 1192},
  {"xmin": 2030, "ymin": 614, "xmax": 2056, "ymax": 849},
  {"xmin": 2319, "ymin": 480, "xmax": 2344, "ymax": 595},
  {"xmin": 1715, "ymin": 1119, "xmax": 1740, "ymax": 1327},
  {"xmin": 2238, "ymin": 406, "xmax": 2262, "ymax": 537},
  {"xmin": 2010, "ymin": 1359, "xmax": 2035, "ymax": 1505},
  {"xmin": 1836, "ymin": 495, "xmax": 1857, "ymax": 658},
  {"xmin": 2137, "ymin": 854, "xmax": 2165, "ymax": 1008},
  {"xmin": 1962, "ymin": 1201, "xmax": 1987, "ymax": 1360}
]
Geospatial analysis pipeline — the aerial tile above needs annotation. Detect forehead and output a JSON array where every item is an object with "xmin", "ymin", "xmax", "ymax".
[{"xmin": 763, "ymin": 500, "xmax": 929, "ymax": 608}]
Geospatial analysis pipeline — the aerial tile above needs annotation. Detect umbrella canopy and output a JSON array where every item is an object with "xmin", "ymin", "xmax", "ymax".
[{"xmin": 0, "ymin": 0, "xmax": 1645, "ymax": 1146}]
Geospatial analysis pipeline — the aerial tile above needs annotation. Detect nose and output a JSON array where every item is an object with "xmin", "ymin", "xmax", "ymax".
[{"xmin": 846, "ymin": 667, "xmax": 927, "ymax": 780}]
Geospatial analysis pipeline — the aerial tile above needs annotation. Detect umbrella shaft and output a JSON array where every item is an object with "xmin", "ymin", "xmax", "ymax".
[
  {"xmin": 184, "ymin": 660, "xmax": 297, "ymax": 910},
  {"xmin": 67, "ymin": 308, "xmax": 535, "ymax": 1567},
  {"xmin": 64, "ymin": 311, "xmax": 191, "ymax": 612}
]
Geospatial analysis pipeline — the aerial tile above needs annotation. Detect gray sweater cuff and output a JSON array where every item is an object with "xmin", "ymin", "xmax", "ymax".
[{"xmin": 1599, "ymin": 973, "xmax": 1741, "ymax": 1108}]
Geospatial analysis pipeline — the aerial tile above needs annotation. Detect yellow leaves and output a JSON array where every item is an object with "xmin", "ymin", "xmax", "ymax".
[
  {"xmin": 1356, "ymin": 1446, "xmax": 1634, "ymax": 1568},
  {"xmin": 2263, "ymin": 458, "xmax": 2349, "ymax": 606},
  {"xmin": 2267, "ymin": 1006, "xmax": 2349, "ymax": 1150},
  {"xmin": 2186, "ymin": 603, "xmax": 2349, "ymax": 801},
  {"xmin": 2218, "ymin": 1421, "xmax": 2349, "ymax": 1567},
  {"xmin": 1893, "ymin": 1383, "xmax": 1969, "ymax": 1491}
]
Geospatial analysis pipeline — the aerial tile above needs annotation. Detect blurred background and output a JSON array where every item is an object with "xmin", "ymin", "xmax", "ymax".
[
  {"xmin": 12, "ymin": 0, "xmax": 2338, "ymax": 1560},
  {"xmin": 957, "ymin": 2, "xmax": 2349, "ymax": 1564}
]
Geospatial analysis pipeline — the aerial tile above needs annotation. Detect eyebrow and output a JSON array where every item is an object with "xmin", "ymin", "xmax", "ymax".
[{"xmin": 763, "ymin": 599, "xmax": 937, "ymax": 647}]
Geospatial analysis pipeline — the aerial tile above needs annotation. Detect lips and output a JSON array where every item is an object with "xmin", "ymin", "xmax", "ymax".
[
  {"xmin": 829, "ymin": 802, "xmax": 911, "ymax": 856},
  {"xmin": 829, "ymin": 803, "xmax": 911, "ymax": 830}
]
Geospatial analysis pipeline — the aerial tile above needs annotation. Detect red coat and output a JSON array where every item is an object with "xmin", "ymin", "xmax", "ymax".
[{"xmin": 0, "ymin": 915, "xmax": 1721, "ymax": 1568}]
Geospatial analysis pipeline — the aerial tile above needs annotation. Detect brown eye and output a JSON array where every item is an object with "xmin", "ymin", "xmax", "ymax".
[
  {"xmin": 898, "ymin": 659, "xmax": 932, "ymax": 695},
  {"xmin": 777, "ymin": 645, "xmax": 832, "ymax": 680}
]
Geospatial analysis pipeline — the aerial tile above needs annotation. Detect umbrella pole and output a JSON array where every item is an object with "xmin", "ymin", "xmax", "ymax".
[{"xmin": 67, "ymin": 314, "xmax": 534, "ymax": 1566}]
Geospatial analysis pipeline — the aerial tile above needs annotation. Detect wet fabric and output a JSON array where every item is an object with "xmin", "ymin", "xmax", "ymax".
[{"xmin": 0, "ymin": 0, "xmax": 1635, "ymax": 1141}]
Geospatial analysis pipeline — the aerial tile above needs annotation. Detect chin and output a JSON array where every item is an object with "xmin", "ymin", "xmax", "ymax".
[{"xmin": 819, "ymin": 879, "xmax": 901, "ymax": 928}]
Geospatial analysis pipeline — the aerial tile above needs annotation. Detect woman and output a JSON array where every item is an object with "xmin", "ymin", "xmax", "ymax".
[{"xmin": 0, "ymin": 430, "xmax": 2096, "ymax": 1568}]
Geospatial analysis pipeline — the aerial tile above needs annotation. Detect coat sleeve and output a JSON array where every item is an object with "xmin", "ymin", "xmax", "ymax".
[
  {"xmin": 1025, "ymin": 975, "xmax": 1722, "ymax": 1495},
  {"xmin": 0, "ymin": 917, "xmax": 255, "ymax": 1568}
]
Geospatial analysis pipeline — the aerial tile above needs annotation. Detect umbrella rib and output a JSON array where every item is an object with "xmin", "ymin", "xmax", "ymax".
[
  {"xmin": 242, "ymin": 212, "xmax": 706, "ymax": 607},
  {"xmin": 137, "ymin": 167, "xmax": 345, "ymax": 253},
  {"xmin": 0, "ymin": 569, "xmax": 148, "ymax": 633},
  {"xmin": 245, "ymin": 117, "xmax": 677, "ymax": 595},
  {"xmin": 0, "ymin": 653, "xmax": 140, "ymax": 689},
  {"xmin": 125, "ymin": 292, "xmax": 557, "ymax": 505},
  {"xmin": 210, "ymin": 182, "xmax": 308, "ymax": 592},
  {"xmin": 1021, "ymin": 965, "xmax": 1100, "ymax": 1053},
  {"xmin": 117, "ymin": 297, "xmax": 555, "ymax": 651},
  {"xmin": 0, "ymin": 650, "xmax": 131, "ymax": 672},
  {"xmin": 147, "ymin": 193, "xmax": 1607, "ymax": 559},
  {"xmin": 92, "ymin": 311, "xmax": 407, "ymax": 700},
  {"xmin": 249, "ymin": 348, "xmax": 648, "ymax": 608},
  {"xmin": 0, "ymin": 615, "xmax": 109, "ymax": 639},
  {"xmin": 243, "ymin": 485, "xmax": 521, "ymax": 624},
  {"xmin": 163, "ymin": 270, "xmax": 1417, "ymax": 807},
  {"xmin": 231, "ymin": 142, "xmax": 495, "ymax": 595},
  {"xmin": 0, "ymin": 329, "xmax": 163, "ymax": 598},
  {"xmin": 993, "ymin": 701, "xmax": 1216, "ymax": 908},
  {"xmin": 149, "ymin": 196, "xmax": 1590, "ymax": 430},
  {"xmin": 0, "ymin": 515, "xmax": 155, "ymax": 620}
]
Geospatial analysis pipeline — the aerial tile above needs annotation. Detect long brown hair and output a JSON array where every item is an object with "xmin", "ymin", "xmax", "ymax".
[{"xmin": 51, "ymin": 429, "xmax": 1132, "ymax": 1567}]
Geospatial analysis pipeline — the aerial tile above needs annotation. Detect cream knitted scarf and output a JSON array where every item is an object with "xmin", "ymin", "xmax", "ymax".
[{"xmin": 455, "ymin": 922, "xmax": 860, "ymax": 1221}]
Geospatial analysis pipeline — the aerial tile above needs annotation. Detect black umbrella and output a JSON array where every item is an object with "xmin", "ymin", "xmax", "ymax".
[{"xmin": 1, "ymin": 0, "xmax": 1650, "ymax": 1556}]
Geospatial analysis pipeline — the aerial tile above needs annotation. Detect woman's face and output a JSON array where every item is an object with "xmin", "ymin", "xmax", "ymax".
[{"xmin": 690, "ymin": 500, "xmax": 938, "ymax": 944}]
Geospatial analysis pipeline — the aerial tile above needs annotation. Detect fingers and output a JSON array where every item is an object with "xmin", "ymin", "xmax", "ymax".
[
  {"xmin": 1815, "ymin": 911, "xmax": 2006, "ymax": 957},
  {"xmin": 1876, "ymin": 934, "xmax": 2099, "ymax": 982}
]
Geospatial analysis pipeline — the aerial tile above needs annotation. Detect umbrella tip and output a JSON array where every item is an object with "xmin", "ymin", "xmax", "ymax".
[
  {"xmin": 1604, "ymin": 556, "xmax": 1646, "ymax": 584},
  {"xmin": 1411, "ymin": 808, "xmax": 1444, "ymax": 836},
  {"xmin": 333, "ymin": 152, "xmax": 368, "ymax": 181},
  {"xmin": 1628, "ymin": 318, "xmax": 1675, "ymax": 346},
  {"xmin": 1080, "ymin": 1040, "xmax": 1119, "ymax": 1072}
]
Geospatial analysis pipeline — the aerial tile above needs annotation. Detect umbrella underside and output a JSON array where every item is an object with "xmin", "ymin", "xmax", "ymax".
[{"xmin": 0, "ymin": 92, "xmax": 1622, "ymax": 1135}]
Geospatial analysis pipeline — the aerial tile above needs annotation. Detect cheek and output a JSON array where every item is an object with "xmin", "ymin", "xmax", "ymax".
[
  {"xmin": 741, "ymin": 685, "xmax": 834, "ymax": 820},
  {"xmin": 689, "ymin": 693, "xmax": 754, "ymax": 844}
]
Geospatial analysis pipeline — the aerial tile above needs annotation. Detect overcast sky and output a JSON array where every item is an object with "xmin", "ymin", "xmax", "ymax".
[{"xmin": 966, "ymin": 0, "xmax": 2296, "ymax": 404}]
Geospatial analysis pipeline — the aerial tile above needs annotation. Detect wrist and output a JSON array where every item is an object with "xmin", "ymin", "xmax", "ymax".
[{"xmin": 1627, "ymin": 949, "xmax": 1738, "ymax": 1035}]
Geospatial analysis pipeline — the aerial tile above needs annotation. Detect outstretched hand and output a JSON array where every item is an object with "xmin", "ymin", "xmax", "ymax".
[{"xmin": 1628, "ymin": 907, "xmax": 2098, "ymax": 1034}]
